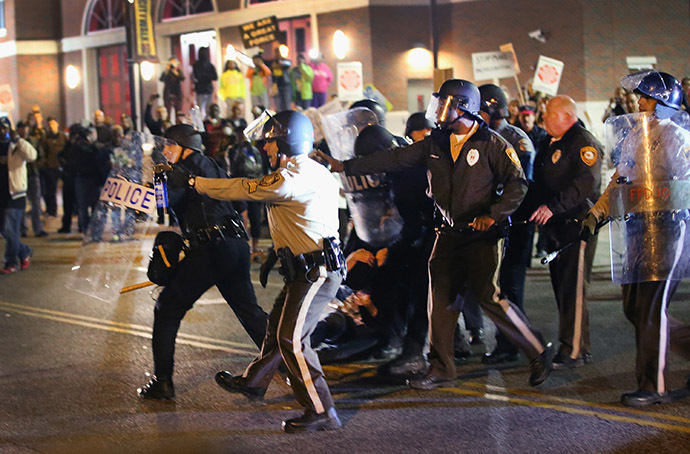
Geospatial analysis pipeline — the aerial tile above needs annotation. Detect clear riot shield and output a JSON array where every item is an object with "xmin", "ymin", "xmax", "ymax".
[
  {"xmin": 320, "ymin": 107, "xmax": 378, "ymax": 160},
  {"xmin": 605, "ymin": 111, "xmax": 690, "ymax": 283},
  {"xmin": 321, "ymin": 108, "xmax": 403, "ymax": 248},
  {"xmin": 65, "ymin": 132, "xmax": 174, "ymax": 302}
]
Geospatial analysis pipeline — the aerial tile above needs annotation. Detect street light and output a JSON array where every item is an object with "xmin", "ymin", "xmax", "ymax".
[
  {"xmin": 140, "ymin": 61, "xmax": 155, "ymax": 81},
  {"xmin": 279, "ymin": 44, "xmax": 289, "ymax": 59},
  {"xmin": 65, "ymin": 65, "xmax": 80, "ymax": 89},
  {"xmin": 408, "ymin": 43, "xmax": 432, "ymax": 69},
  {"xmin": 333, "ymin": 30, "xmax": 349, "ymax": 60}
]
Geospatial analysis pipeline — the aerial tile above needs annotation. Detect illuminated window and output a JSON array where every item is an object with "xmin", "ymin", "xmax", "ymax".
[
  {"xmin": 87, "ymin": 0, "xmax": 125, "ymax": 33},
  {"xmin": 160, "ymin": 0, "xmax": 214, "ymax": 20},
  {"xmin": 0, "ymin": 0, "xmax": 5, "ymax": 30}
]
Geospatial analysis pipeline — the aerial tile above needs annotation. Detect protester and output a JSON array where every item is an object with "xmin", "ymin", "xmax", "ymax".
[
  {"xmin": 219, "ymin": 60, "xmax": 245, "ymax": 116},
  {"xmin": 159, "ymin": 57, "xmax": 185, "ymax": 116}
]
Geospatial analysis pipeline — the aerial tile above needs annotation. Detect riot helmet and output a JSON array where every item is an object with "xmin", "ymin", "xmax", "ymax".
[
  {"xmin": 479, "ymin": 84, "xmax": 509, "ymax": 120},
  {"xmin": 164, "ymin": 124, "xmax": 203, "ymax": 151},
  {"xmin": 404, "ymin": 112, "xmax": 434, "ymax": 138},
  {"xmin": 262, "ymin": 110, "xmax": 314, "ymax": 157},
  {"xmin": 426, "ymin": 79, "xmax": 482, "ymax": 127},
  {"xmin": 350, "ymin": 99, "xmax": 387, "ymax": 128},
  {"xmin": 354, "ymin": 125, "xmax": 396, "ymax": 157},
  {"xmin": 621, "ymin": 70, "xmax": 682, "ymax": 119}
]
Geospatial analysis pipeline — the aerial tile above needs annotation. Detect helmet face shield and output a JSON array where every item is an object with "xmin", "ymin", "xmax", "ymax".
[
  {"xmin": 426, "ymin": 94, "xmax": 470, "ymax": 126},
  {"xmin": 243, "ymin": 110, "xmax": 274, "ymax": 142},
  {"xmin": 162, "ymin": 143, "xmax": 183, "ymax": 164}
]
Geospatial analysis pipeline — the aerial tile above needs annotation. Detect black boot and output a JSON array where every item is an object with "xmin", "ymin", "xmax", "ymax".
[
  {"xmin": 529, "ymin": 343, "xmax": 554, "ymax": 387},
  {"xmin": 138, "ymin": 376, "xmax": 175, "ymax": 400},
  {"xmin": 282, "ymin": 407, "xmax": 342, "ymax": 433},
  {"xmin": 215, "ymin": 371, "xmax": 266, "ymax": 401}
]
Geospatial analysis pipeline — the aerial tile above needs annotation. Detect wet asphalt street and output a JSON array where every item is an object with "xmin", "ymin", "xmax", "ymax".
[{"xmin": 2, "ymin": 227, "xmax": 690, "ymax": 454}]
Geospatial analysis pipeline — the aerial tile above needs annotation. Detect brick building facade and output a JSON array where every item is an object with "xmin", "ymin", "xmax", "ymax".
[{"xmin": 0, "ymin": 0, "xmax": 687, "ymax": 136}]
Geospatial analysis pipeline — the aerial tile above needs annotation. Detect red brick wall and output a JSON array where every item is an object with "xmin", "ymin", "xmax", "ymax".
[
  {"xmin": 15, "ymin": 0, "xmax": 61, "ymax": 40},
  {"xmin": 16, "ymin": 54, "xmax": 62, "ymax": 123},
  {"xmin": 317, "ymin": 7, "xmax": 374, "ymax": 101},
  {"xmin": 370, "ymin": 5, "xmax": 432, "ymax": 110},
  {"xmin": 584, "ymin": 0, "xmax": 690, "ymax": 101},
  {"xmin": 61, "ymin": 0, "xmax": 89, "ymax": 38}
]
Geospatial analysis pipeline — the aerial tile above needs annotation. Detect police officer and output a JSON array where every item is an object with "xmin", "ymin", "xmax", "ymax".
[
  {"xmin": 349, "ymin": 125, "xmax": 436, "ymax": 374},
  {"xmin": 584, "ymin": 71, "xmax": 690, "ymax": 406},
  {"xmin": 404, "ymin": 112, "xmax": 434, "ymax": 143},
  {"xmin": 478, "ymin": 84, "xmax": 537, "ymax": 364},
  {"xmin": 137, "ymin": 124, "xmax": 267, "ymax": 400},
  {"xmin": 321, "ymin": 79, "xmax": 554, "ymax": 388},
  {"xmin": 528, "ymin": 95, "xmax": 602, "ymax": 369},
  {"xmin": 190, "ymin": 111, "xmax": 346, "ymax": 432},
  {"xmin": 351, "ymin": 99, "xmax": 388, "ymax": 128}
]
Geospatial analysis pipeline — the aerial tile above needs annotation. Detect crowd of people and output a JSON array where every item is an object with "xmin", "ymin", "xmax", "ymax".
[
  {"xmin": 157, "ymin": 46, "xmax": 334, "ymax": 122},
  {"xmin": 3, "ymin": 63, "xmax": 690, "ymax": 433}
]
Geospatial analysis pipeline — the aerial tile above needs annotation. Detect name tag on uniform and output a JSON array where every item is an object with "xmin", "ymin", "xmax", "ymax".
[{"xmin": 100, "ymin": 177, "xmax": 156, "ymax": 215}]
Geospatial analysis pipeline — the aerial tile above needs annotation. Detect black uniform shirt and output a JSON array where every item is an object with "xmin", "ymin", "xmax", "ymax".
[
  {"xmin": 345, "ymin": 122, "xmax": 527, "ymax": 226},
  {"xmin": 530, "ymin": 123, "xmax": 602, "ymax": 222},
  {"xmin": 168, "ymin": 151, "xmax": 238, "ymax": 237}
]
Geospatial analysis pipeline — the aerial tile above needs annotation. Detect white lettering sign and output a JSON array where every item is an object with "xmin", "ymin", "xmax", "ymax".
[
  {"xmin": 472, "ymin": 51, "xmax": 516, "ymax": 81},
  {"xmin": 100, "ymin": 177, "xmax": 156, "ymax": 215}
]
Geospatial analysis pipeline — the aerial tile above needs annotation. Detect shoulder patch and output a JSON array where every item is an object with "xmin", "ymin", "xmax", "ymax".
[
  {"xmin": 580, "ymin": 146, "xmax": 598, "ymax": 167},
  {"xmin": 506, "ymin": 147, "xmax": 522, "ymax": 169},
  {"xmin": 246, "ymin": 172, "xmax": 283, "ymax": 193},
  {"xmin": 551, "ymin": 149, "xmax": 562, "ymax": 164}
]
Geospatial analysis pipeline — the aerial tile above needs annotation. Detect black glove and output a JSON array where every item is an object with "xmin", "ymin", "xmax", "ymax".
[
  {"xmin": 259, "ymin": 246, "xmax": 278, "ymax": 288},
  {"xmin": 579, "ymin": 212, "xmax": 599, "ymax": 242},
  {"xmin": 166, "ymin": 163, "xmax": 193, "ymax": 188}
]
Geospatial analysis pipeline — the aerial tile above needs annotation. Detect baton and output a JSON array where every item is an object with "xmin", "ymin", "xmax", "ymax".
[
  {"xmin": 540, "ymin": 218, "xmax": 610, "ymax": 265},
  {"xmin": 120, "ymin": 281, "xmax": 155, "ymax": 294}
]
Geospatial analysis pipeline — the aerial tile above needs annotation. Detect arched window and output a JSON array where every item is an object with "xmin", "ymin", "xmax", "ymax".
[
  {"xmin": 87, "ymin": 0, "xmax": 125, "ymax": 33},
  {"xmin": 160, "ymin": 0, "xmax": 214, "ymax": 21}
]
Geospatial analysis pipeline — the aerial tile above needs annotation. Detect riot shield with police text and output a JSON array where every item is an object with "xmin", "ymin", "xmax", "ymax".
[
  {"xmin": 321, "ymin": 108, "xmax": 403, "ymax": 248},
  {"xmin": 66, "ymin": 132, "xmax": 174, "ymax": 302},
  {"xmin": 320, "ymin": 107, "xmax": 378, "ymax": 160},
  {"xmin": 605, "ymin": 111, "xmax": 690, "ymax": 283}
]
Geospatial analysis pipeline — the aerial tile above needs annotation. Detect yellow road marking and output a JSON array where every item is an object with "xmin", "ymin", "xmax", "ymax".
[
  {"xmin": 4, "ymin": 302, "xmax": 690, "ymax": 433},
  {"xmin": 462, "ymin": 382, "xmax": 690, "ymax": 425},
  {"xmin": 0, "ymin": 301, "xmax": 256, "ymax": 355},
  {"xmin": 443, "ymin": 387, "xmax": 690, "ymax": 434}
]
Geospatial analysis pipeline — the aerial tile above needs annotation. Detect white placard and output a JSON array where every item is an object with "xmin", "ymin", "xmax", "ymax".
[
  {"xmin": 532, "ymin": 55, "xmax": 564, "ymax": 97},
  {"xmin": 471, "ymin": 51, "xmax": 516, "ymax": 81},
  {"xmin": 0, "ymin": 84, "xmax": 15, "ymax": 111},
  {"xmin": 337, "ymin": 62, "xmax": 364, "ymax": 102},
  {"xmin": 100, "ymin": 177, "xmax": 157, "ymax": 215}
]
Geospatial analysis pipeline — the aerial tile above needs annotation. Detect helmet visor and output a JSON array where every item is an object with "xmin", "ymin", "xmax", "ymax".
[
  {"xmin": 162, "ymin": 143, "xmax": 183, "ymax": 164},
  {"xmin": 425, "ymin": 94, "xmax": 472, "ymax": 125},
  {"xmin": 621, "ymin": 70, "xmax": 656, "ymax": 93},
  {"xmin": 243, "ymin": 110, "xmax": 273, "ymax": 142}
]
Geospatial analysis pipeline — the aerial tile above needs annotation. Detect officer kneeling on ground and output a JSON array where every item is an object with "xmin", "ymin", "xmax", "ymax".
[
  {"xmin": 181, "ymin": 110, "xmax": 347, "ymax": 433},
  {"xmin": 138, "ymin": 124, "xmax": 268, "ymax": 400}
]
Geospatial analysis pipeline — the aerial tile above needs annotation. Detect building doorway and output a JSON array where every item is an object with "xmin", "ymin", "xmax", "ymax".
[
  {"xmin": 176, "ymin": 30, "xmax": 218, "ymax": 117},
  {"xmin": 97, "ymin": 44, "xmax": 130, "ymax": 123}
]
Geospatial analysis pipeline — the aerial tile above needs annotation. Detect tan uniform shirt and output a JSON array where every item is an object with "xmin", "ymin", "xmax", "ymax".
[{"xmin": 195, "ymin": 154, "xmax": 340, "ymax": 254}]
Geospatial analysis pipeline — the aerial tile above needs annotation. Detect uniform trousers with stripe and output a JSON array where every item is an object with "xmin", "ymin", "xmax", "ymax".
[
  {"xmin": 622, "ymin": 281, "xmax": 690, "ymax": 394},
  {"xmin": 547, "ymin": 238, "xmax": 597, "ymax": 359},
  {"xmin": 428, "ymin": 232, "xmax": 545, "ymax": 379},
  {"xmin": 241, "ymin": 266, "xmax": 342, "ymax": 414}
]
